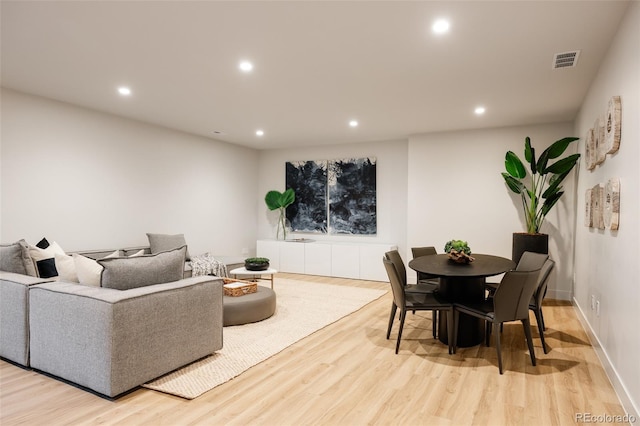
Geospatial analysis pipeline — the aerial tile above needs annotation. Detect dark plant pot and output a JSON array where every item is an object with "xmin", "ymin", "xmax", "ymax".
[
  {"xmin": 245, "ymin": 261, "xmax": 269, "ymax": 271},
  {"xmin": 512, "ymin": 233, "xmax": 548, "ymax": 265}
]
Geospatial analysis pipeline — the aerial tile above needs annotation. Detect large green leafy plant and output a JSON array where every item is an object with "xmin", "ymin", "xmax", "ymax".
[
  {"xmin": 502, "ymin": 136, "xmax": 580, "ymax": 234},
  {"xmin": 265, "ymin": 188, "xmax": 295, "ymax": 240}
]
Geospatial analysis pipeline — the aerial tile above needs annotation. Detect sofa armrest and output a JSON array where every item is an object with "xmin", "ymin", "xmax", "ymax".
[
  {"xmin": 0, "ymin": 272, "xmax": 55, "ymax": 365},
  {"xmin": 29, "ymin": 276, "xmax": 223, "ymax": 397}
]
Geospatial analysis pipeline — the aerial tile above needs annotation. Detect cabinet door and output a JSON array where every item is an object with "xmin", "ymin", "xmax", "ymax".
[
  {"xmin": 359, "ymin": 244, "xmax": 397, "ymax": 281},
  {"xmin": 279, "ymin": 242, "xmax": 305, "ymax": 273},
  {"xmin": 256, "ymin": 240, "xmax": 280, "ymax": 270},
  {"xmin": 331, "ymin": 244, "xmax": 360, "ymax": 279},
  {"xmin": 304, "ymin": 243, "xmax": 331, "ymax": 276}
]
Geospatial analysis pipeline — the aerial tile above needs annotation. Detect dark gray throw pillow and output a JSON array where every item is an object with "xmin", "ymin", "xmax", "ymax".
[
  {"xmin": 0, "ymin": 239, "xmax": 37, "ymax": 276},
  {"xmin": 147, "ymin": 233, "xmax": 191, "ymax": 260},
  {"xmin": 98, "ymin": 245, "xmax": 187, "ymax": 290}
]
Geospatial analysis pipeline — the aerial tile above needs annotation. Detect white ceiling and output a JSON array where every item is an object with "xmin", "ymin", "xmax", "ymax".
[{"xmin": 0, "ymin": 1, "xmax": 630, "ymax": 149}]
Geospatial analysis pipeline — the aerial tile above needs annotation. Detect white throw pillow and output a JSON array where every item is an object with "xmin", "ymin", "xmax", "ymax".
[
  {"xmin": 73, "ymin": 254, "xmax": 103, "ymax": 287},
  {"xmin": 54, "ymin": 253, "xmax": 79, "ymax": 283},
  {"xmin": 28, "ymin": 241, "xmax": 66, "ymax": 278}
]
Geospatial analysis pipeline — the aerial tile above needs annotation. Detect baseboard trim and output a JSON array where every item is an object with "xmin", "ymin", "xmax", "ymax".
[
  {"xmin": 572, "ymin": 298, "xmax": 639, "ymax": 422},
  {"xmin": 546, "ymin": 288, "xmax": 572, "ymax": 301}
]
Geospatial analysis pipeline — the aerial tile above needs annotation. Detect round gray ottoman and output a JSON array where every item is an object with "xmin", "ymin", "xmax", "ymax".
[{"xmin": 223, "ymin": 285, "xmax": 276, "ymax": 326}]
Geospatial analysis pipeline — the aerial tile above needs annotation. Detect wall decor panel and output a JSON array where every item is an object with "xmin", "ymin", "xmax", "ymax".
[{"xmin": 328, "ymin": 157, "xmax": 377, "ymax": 235}]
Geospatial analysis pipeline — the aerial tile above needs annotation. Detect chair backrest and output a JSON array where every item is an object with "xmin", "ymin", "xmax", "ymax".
[
  {"xmin": 532, "ymin": 259, "xmax": 555, "ymax": 307},
  {"xmin": 384, "ymin": 250, "xmax": 407, "ymax": 286},
  {"xmin": 411, "ymin": 246, "xmax": 439, "ymax": 280},
  {"xmin": 493, "ymin": 269, "xmax": 541, "ymax": 322},
  {"xmin": 516, "ymin": 251, "xmax": 549, "ymax": 271},
  {"xmin": 411, "ymin": 246, "xmax": 437, "ymax": 258},
  {"xmin": 383, "ymin": 258, "xmax": 406, "ymax": 308}
]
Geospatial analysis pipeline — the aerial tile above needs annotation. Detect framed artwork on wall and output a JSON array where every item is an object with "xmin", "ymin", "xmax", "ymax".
[
  {"xmin": 585, "ymin": 95, "xmax": 622, "ymax": 172},
  {"xmin": 285, "ymin": 160, "xmax": 328, "ymax": 233},
  {"xmin": 604, "ymin": 96, "xmax": 621, "ymax": 154},
  {"xmin": 328, "ymin": 157, "xmax": 377, "ymax": 235},
  {"xmin": 584, "ymin": 188, "xmax": 593, "ymax": 227},
  {"xmin": 604, "ymin": 178, "xmax": 620, "ymax": 230}
]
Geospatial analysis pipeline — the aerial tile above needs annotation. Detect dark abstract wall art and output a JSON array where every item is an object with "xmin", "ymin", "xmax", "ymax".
[
  {"xmin": 285, "ymin": 160, "xmax": 328, "ymax": 233},
  {"xmin": 328, "ymin": 157, "xmax": 377, "ymax": 235}
]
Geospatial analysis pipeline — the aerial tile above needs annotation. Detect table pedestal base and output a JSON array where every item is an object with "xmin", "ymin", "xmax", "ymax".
[{"xmin": 438, "ymin": 276, "xmax": 486, "ymax": 347}]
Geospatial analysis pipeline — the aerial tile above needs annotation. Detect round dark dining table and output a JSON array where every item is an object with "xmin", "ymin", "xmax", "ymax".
[{"xmin": 408, "ymin": 253, "xmax": 515, "ymax": 347}]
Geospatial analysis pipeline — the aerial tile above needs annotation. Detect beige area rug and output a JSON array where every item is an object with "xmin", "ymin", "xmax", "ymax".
[{"xmin": 143, "ymin": 278, "xmax": 387, "ymax": 399}]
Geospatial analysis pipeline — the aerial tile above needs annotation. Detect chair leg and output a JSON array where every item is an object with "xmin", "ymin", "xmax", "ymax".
[
  {"xmin": 452, "ymin": 310, "xmax": 459, "ymax": 354},
  {"xmin": 540, "ymin": 309, "xmax": 546, "ymax": 331},
  {"xmin": 446, "ymin": 310, "xmax": 454, "ymax": 354},
  {"xmin": 534, "ymin": 308, "xmax": 549, "ymax": 354},
  {"xmin": 522, "ymin": 318, "xmax": 537, "ymax": 366},
  {"xmin": 485, "ymin": 321, "xmax": 491, "ymax": 346},
  {"xmin": 494, "ymin": 322, "xmax": 503, "ymax": 374},
  {"xmin": 432, "ymin": 310, "xmax": 438, "ymax": 339},
  {"xmin": 386, "ymin": 303, "xmax": 397, "ymax": 340},
  {"xmin": 395, "ymin": 309, "xmax": 407, "ymax": 354}
]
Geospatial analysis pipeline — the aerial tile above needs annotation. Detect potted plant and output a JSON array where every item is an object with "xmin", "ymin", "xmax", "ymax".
[
  {"xmin": 265, "ymin": 188, "xmax": 295, "ymax": 240},
  {"xmin": 444, "ymin": 239, "xmax": 475, "ymax": 264},
  {"xmin": 244, "ymin": 257, "xmax": 270, "ymax": 271},
  {"xmin": 502, "ymin": 136, "xmax": 580, "ymax": 263}
]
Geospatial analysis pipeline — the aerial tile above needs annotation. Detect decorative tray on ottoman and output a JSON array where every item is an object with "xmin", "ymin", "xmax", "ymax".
[{"xmin": 223, "ymin": 278, "xmax": 258, "ymax": 297}]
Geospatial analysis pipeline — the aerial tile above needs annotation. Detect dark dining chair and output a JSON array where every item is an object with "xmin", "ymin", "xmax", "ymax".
[
  {"xmin": 385, "ymin": 250, "xmax": 439, "ymax": 337},
  {"xmin": 484, "ymin": 251, "xmax": 549, "ymax": 298},
  {"xmin": 453, "ymin": 268, "xmax": 541, "ymax": 374},
  {"xmin": 383, "ymin": 258, "xmax": 454, "ymax": 354},
  {"xmin": 530, "ymin": 258, "xmax": 555, "ymax": 354},
  {"xmin": 410, "ymin": 246, "xmax": 440, "ymax": 290}
]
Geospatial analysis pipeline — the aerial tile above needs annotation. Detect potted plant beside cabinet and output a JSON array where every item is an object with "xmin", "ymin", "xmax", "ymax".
[
  {"xmin": 502, "ymin": 136, "xmax": 580, "ymax": 263},
  {"xmin": 265, "ymin": 188, "xmax": 295, "ymax": 240}
]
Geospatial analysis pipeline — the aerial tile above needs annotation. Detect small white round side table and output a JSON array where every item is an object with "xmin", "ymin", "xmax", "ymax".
[{"xmin": 229, "ymin": 267, "xmax": 278, "ymax": 289}]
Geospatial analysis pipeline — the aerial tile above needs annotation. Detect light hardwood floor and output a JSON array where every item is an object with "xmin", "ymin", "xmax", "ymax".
[{"xmin": 0, "ymin": 273, "xmax": 626, "ymax": 425}]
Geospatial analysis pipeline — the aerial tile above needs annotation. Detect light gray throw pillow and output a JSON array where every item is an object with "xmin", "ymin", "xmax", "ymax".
[
  {"xmin": 147, "ymin": 233, "xmax": 191, "ymax": 261},
  {"xmin": 0, "ymin": 239, "xmax": 37, "ymax": 276},
  {"xmin": 99, "ymin": 246, "xmax": 187, "ymax": 290}
]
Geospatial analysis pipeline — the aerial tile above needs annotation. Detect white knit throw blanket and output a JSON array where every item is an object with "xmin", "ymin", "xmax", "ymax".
[{"xmin": 189, "ymin": 253, "xmax": 228, "ymax": 277}]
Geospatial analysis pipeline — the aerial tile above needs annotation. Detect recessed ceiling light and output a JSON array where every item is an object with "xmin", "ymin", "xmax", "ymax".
[
  {"xmin": 256, "ymin": 129, "xmax": 264, "ymax": 136},
  {"xmin": 239, "ymin": 61, "xmax": 254, "ymax": 72},
  {"xmin": 474, "ymin": 106, "xmax": 486, "ymax": 115},
  {"xmin": 349, "ymin": 120, "xmax": 359, "ymax": 128},
  {"xmin": 117, "ymin": 86, "xmax": 131, "ymax": 96},
  {"xmin": 432, "ymin": 19, "xmax": 450, "ymax": 35}
]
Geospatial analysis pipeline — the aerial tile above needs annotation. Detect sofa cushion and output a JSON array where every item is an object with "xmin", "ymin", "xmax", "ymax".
[
  {"xmin": 1, "ymin": 240, "xmax": 37, "ymax": 276},
  {"xmin": 70, "ymin": 251, "xmax": 120, "ymax": 287},
  {"xmin": 73, "ymin": 254, "xmax": 103, "ymax": 287},
  {"xmin": 28, "ymin": 241, "xmax": 66, "ymax": 278},
  {"xmin": 99, "ymin": 246, "xmax": 187, "ymax": 290},
  {"xmin": 147, "ymin": 233, "xmax": 191, "ymax": 260},
  {"xmin": 55, "ymin": 253, "xmax": 79, "ymax": 283}
]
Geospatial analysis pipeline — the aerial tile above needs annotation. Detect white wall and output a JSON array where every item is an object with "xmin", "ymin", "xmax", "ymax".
[
  {"xmin": 256, "ymin": 140, "xmax": 408, "ymax": 253},
  {"xmin": 408, "ymin": 122, "xmax": 576, "ymax": 297},
  {"xmin": 573, "ymin": 1, "xmax": 639, "ymax": 417},
  {"xmin": 1, "ymin": 89, "xmax": 259, "ymax": 257}
]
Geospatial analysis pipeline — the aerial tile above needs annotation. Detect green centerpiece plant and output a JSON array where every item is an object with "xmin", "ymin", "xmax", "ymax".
[
  {"xmin": 244, "ymin": 257, "xmax": 270, "ymax": 271},
  {"xmin": 265, "ymin": 188, "xmax": 295, "ymax": 240},
  {"xmin": 444, "ymin": 239, "xmax": 474, "ymax": 264}
]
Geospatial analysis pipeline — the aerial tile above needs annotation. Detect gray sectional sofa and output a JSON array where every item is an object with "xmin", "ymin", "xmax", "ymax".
[{"xmin": 0, "ymin": 243, "xmax": 225, "ymax": 398}]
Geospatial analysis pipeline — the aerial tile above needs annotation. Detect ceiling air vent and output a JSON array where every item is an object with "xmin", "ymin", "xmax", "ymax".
[{"xmin": 553, "ymin": 50, "xmax": 581, "ymax": 69}]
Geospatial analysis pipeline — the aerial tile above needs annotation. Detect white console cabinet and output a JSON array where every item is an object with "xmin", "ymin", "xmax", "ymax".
[{"xmin": 256, "ymin": 240, "xmax": 396, "ymax": 281}]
